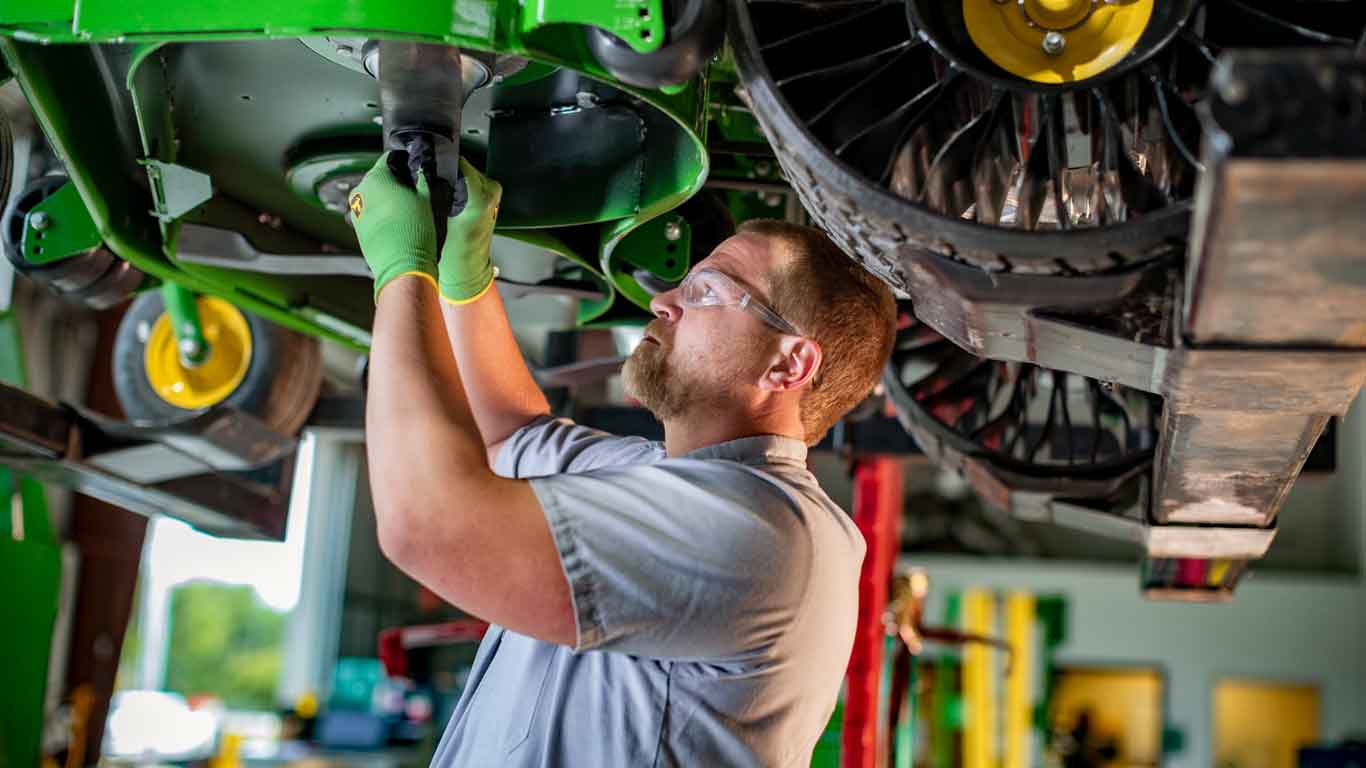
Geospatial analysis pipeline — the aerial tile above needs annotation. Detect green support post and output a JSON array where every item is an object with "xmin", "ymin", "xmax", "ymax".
[
  {"xmin": 161, "ymin": 281, "xmax": 209, "ymax": 367},
  {"xmin": 1033, "ymin": 596, "xmax": 1068, "ymax": 734},
  {"xmin": 895, "ymin": 659, "xmax": 917, "ymax": 768},
  {"xmin": 933, "ymin": 592, "xmax": 962, "ymax": 768},
  {"xmin": 0, "ymin": 308, "xmax": 62, "ymax": 768}
]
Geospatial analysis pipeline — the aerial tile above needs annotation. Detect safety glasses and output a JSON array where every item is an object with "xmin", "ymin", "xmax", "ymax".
[{"xmin": 677, "ymin": 268, "xmax": 804, "ymax": 337}]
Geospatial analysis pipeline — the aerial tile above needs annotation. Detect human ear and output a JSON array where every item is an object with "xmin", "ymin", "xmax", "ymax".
[{"xmin": 759, "ymin": 337, "xmax": 822, "ymax": 391}]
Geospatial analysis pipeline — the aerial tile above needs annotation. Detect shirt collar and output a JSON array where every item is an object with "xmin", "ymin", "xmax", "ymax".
[{"xmin": 682, "ymin": 434, "xmax": 808, "ymax": 467}]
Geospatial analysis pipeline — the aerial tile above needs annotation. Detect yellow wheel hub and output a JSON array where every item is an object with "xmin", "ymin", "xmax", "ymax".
[
  {"xmin": 144, "ymin": 296, "xmax": 253, "ymax": 410},
  {"xmin": 963, "ymin": 0, "xmax": 1154, "ymax": 84}
]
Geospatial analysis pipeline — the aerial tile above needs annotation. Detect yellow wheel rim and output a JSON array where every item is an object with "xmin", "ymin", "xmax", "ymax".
[
  {"xmin": 144, "ymin": 296, "xmax": 253, "ymax": 410},
  {"xmin": 963, "ymin": 0, "xmax": 1154, "ymax": 85}
]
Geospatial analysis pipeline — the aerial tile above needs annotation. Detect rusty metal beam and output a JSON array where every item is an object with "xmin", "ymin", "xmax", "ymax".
[{"xmin": 0, "ymin": 380, "xmax": 292, "ymax": 540}]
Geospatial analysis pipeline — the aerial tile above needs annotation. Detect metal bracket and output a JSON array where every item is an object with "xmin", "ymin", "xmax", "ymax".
[
  {"xmin": 142, "ymin": 160, "xmax": 213, "ymax": 221},
  {"xmin": 613, "ymin": 212, "xmax": 690, "ymax": 283},
  {"xmin": 20, "ymin": 180, "xmax": 102, "ymax": 266},
  {"xmin": 0, "ymin": 380, "xmax": 296, "ymax": 539},
  {"xmin": 520, "ymin": 0, "xmax": 665, "ymax": 55}
]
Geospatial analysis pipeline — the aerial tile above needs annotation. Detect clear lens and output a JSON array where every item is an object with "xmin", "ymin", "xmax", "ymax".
[
  {"xmin": 682, "ymin": 269, "xmax": 742, "ymax": 307},
  {"xmin": 678, "ymin": 268, "xmax": 804, "ymax": 337}
]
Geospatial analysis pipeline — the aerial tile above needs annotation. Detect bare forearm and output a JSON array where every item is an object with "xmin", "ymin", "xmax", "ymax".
[
  {"xmin": 367, "ymin": 278, "xmax": 490, "ymax": 519},
  {"xmin": 440, "ymin": 286, "xmax": 550, "ymax": 449},
  {"xmin": 364, "ymin": 277, "xmax": 573, "ymax": 643}
]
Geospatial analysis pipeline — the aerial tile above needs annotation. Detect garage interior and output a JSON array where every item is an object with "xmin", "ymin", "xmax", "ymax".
[{"xmin": 3, "ymin": 0, "xmax": 1366, "ymax": 766}]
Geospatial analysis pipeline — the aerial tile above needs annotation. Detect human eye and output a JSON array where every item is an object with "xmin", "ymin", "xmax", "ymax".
[{"xmin": 695, "ymin": 273, "xmax": 727, "ymax": 305}]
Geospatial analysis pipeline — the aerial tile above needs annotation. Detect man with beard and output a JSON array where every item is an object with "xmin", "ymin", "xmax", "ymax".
[{"xmin": 350, "ymin": 153, "xmax": 897, "ymax": 767}]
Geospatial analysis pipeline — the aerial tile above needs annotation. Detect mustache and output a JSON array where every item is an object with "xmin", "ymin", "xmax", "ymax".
[{"xmin": 643, "ymin": 320, "xmax": 672, "ymax": 346}]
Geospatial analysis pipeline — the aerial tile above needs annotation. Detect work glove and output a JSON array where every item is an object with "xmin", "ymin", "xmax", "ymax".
[
  {"xmin": 349, "ymin": 151, "xmax": 439, "ymax": 302},
  {"xmin": 437, "ymin": 157, "xmax": 502, "ymax": 304}
]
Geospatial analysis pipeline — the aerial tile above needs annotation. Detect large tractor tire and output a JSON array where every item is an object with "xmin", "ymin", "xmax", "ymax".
[{"xmin": 730, "ymin": 0, "xmax": 1364, "ymax": 288}]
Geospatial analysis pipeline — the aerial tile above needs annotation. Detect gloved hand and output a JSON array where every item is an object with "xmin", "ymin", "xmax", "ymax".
[
  {"xmin": 349, "ymin": 151, "xmax": 439, "ymax": 301},
  {"xmin": 437, "ymin": 157, "xmax": 502, "ymax": 304}
]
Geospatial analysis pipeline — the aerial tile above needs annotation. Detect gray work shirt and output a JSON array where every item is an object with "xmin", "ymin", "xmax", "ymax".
[{"xmin": 431, "ymin": 416, "xmax": 865, "ymax": 767}]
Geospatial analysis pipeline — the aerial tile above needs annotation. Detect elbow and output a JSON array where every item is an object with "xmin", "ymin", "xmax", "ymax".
[{"xmin": 375, "ymin": 498, "xmax": 419, "ymax": 568}]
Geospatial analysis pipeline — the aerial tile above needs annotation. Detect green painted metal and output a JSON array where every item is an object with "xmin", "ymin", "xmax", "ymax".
[
  {"xmin": 28, "ymin": 0, "xmax": 503, "ymax": 45},
  {"xmin": 1033, "ymin": 596, "xmax": 1067, "ymax": 733},
  {"xmin": 500, "ymin": 230, "xmax": 616, "ymax": 325},
  {"xmin": 611, "ymin": 211, "xmax": 690, "ymax": 302},
  {"xmin": 713, "ymin": 103, "xmax": 767, "ymax": 145},
  {"xmin": 0, "ymin": 0, "xmax": 712, "ymax": 345},
  {"xmin": 933, "ymin": 592, "xmax": 963, "ymax": 768},
  {"xmin": 161, "ymin": 282, "xmax": 209, "ymax": 366},
  {"xmin": 521, "ymin": 0, "xmax": 664, "ymax": 55},
  {"xmin": 285, "ymin": 152, "xmax": 375, "ymax": 215},
  {"xmin": 144, "ymin": 160, "xmax": 214, "ymax": 222},
  {"xmin": 810, "ymin": 700, "xmax": 843, "ymax": 767},
  {"xmin": 121, "ymin": 42, "xmax": 346, "ymax": 317},
  {"xmin": 895, "ymin": 657, "xmax": 917, "ymax": 768},
  {"xmin": 718, "ymin": 188, "xmax": 789, "ymax": 225},
  {"xmin": 0, "ymin": 38, "xmax": 368, "ymax": 349},
  {"xmin": 0, "ymin": 310, "xmax": 61, "ymax": 768},
  {"xmin": 0, "ymin": 0, "xmax": 651, "ymax": 77},
  {"xmin": 21, "ymin": 179, "xmax": 103, "ymax": 266}
]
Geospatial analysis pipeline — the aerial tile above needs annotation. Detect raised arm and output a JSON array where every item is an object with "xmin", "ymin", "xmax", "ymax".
[
  {"xmin": 349, "ymin": 155, "xmax": 572, "ymax": 645},
  {"xmin": 434, "ymin": 158, "xmax": 549, "ymax": 463}
]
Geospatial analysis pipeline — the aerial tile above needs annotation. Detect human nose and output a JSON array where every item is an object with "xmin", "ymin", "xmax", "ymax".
[{"xmin": 650, "ymin": 287, "xmax": 683, "ymax": 323}]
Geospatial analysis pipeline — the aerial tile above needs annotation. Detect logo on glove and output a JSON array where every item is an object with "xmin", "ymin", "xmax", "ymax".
[{"xmin": 349, "ymin": 192, "xmax": 364, "ymax": 220}]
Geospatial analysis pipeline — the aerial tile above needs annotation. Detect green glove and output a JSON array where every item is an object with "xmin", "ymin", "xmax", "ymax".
[
  {"xmin": 349, "ymin": 151, "xmax": 439, "ymax": 301},
  {"xmin": 438, "ymin": 157, "xmax": 503, "ymax": 304}
]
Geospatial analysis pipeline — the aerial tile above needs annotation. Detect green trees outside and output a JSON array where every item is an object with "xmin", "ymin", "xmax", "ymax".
[{"xmin": 164, "ymin": 582, "xmax": 286, "ymax": 710}]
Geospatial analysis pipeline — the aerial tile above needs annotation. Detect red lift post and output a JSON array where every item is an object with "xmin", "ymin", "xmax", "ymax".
[{"xmin": 842, "ymin": 457, "xmax": 904, "ymax": 768}]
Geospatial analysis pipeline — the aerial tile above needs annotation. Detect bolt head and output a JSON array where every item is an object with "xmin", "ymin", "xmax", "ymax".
[
  {"xmin": 1042, "ymin": 31, "xmax": 1066, "ymax": 56},
  {"xmin": 29, "ymin": 212, "xmax": 50, "ymax": 230},
  {"xmin": 178, "ymin": 338, "xmax": 203, "ymax": 358},
  {"xmin": 663, "ymin": 220, "xmax": 683, "ymax": 242}
]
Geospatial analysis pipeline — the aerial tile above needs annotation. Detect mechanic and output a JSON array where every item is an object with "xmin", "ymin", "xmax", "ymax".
[{"xmin": 349, "ymin": 151, "xmax": 897, "ymax": 767}]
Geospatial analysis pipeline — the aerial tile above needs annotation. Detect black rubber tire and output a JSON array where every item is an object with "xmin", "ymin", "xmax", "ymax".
[
  {"xmin": 112, "ymin": 291, "xmax": 323, "ymax": 436},
  {"xmin": 586, "ymin": 0, "xmax": 725, "ymax": 89},
  {"xmin": 3, "ymin": 175, "xmax": 66, "ymax": 270},
  {"xmin": 113, "ymin": 291, "xmax": 276, "ymax": 422},
  {"xmin": 2, "ymin": 175, "xmax": 145, "ymax": 308},
  {"xmin": 727, "ymin": 3, "xmax": 1189, "ymax": 292}
]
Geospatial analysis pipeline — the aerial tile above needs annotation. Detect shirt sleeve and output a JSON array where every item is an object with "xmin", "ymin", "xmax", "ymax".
[
  {"xmin": 528, "ymin": 459, "xmax": 813, "ymax": 661},
  {"xmin": 493, "ymin": 415, "xmax": 662, "ymax": 478}
]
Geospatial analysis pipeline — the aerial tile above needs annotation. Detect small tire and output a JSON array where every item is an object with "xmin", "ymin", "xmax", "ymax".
[
  {"xmin": 112, "ymin": 291, "xmax": 322, "ymax": 436},
  {"xmin": 586, "ymin": 0, "xmax": 725, "ymax": 89},
  {"xmin": 2, "ymin": 175, "xmax": 145, "ymax": 309}
]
